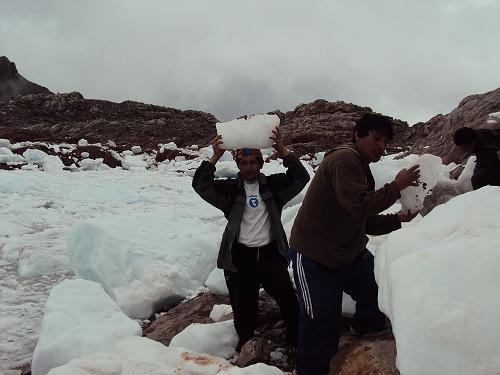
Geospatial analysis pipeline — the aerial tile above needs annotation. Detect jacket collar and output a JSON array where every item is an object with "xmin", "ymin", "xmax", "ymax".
[{"xmin": 326, "ymin": 143, "xmax": 368, "ymax": 165}]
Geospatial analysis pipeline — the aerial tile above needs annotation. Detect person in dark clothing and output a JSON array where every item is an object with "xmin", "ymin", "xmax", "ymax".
[
  {"xmin": 289, "ymin": 114, "xmax": 421, "ymax": 375},
  {"xmin": 453, "ymin": 127, "xmax": 500, "ymax": 190},
  {"xmin": 192, "ymin": 128, "xmax": 310, "ymax": 351}
]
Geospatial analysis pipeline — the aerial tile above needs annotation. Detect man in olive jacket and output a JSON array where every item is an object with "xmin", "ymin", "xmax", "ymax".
[
  {"xmin": 192, "ymin": 128, "xmax": 310, "ymax": 351},
  {"xmin": 289, "ymin": 114, "xmax": 420, "ymax": 375}
]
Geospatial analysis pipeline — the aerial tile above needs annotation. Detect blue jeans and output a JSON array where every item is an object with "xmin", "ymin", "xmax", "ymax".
[{"xmin": 289, "ymin": 247, "xmax": 386, "ymax": 375}]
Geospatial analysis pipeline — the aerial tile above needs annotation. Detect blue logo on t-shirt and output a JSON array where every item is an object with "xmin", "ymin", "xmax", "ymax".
[{"xmin": 249, "ymin": 196, "xmax": 259, "ymax": 208}]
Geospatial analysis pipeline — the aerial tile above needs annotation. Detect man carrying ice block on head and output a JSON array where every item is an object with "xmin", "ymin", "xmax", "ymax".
[{"xmin": 192, "ymin": 124, "xmax": 310, "ymax": 352}]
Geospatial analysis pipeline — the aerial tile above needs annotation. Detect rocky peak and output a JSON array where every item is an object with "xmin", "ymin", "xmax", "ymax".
[
  {"xmin": 0, "ymin": 56, "xmax": 19, "ymax": 81},
  {"xmin": 0, "ymin": 56, "xmax": 52, "ymax": 102}
]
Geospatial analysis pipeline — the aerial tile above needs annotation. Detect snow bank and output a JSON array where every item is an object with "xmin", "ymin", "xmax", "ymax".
[
  {"xmin": 216, "ymin": 114, "xmax": 279, "ymax": 149},
  {"xmin": 375, "ymin": 187, "xmax": 500, "ymax": 375},
  {"xmin": 170, "ymin": 320, "xmax": 238, "ymax": 358},
  {"xmin": 67, "ymin": 209, "xmax": 220, "ymax": 318},
  {"xmin": 47, "ymin": 336, "xmax": 284, "ymax": 375},
  {"xmin": 31, "ymin": 279, "xmax": 141, "ymax": 375}
]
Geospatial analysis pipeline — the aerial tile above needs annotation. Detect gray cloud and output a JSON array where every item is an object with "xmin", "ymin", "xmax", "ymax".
[{"xmin": 1, "ymin": 0, "xmax": 499, "ymax": 124}]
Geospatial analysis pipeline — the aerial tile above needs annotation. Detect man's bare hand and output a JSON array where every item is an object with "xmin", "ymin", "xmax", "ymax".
[
  {"xmin": 398, "ymin": 209, "xmax": 420, "ymax": 222},
  {"xmin": 395, "ymin": 165, "xmax": 420, "ymax": 191},
  {"xmin": 209, "ymin": 135, "xmax": 225, "ymax": 165},
  {"xmin": 269, "ymin": 127, "xmax": 289, "ymax": 158}
]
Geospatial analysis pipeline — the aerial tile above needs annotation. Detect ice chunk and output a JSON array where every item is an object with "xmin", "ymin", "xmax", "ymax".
[
  {"xmin": 170, "ymin": 320, "xmax": 238, "ymax": 358},
  {"xmin": 78, "ymin": 139, "xmax": 88, "ymax": 146},
  {"xmin": 163, "ymin": 142, "xmax": 177, "ymax": 150},
  {"xmin": 47, "ymin": 336, "xmax": 284, "ymax": 375},
  {"xmin": 0, "ymin": 147, "xmax": 25, "ymax": 163},
  {"xmin": 67, "ymin": 209, "xmax": 219, "ymax": 318},
  {"xmin": 31, "ymin": 279, "xmax": 141, "ymax": 375},
  {"xmin": 0, "ymin": 139, "xmax": 13, "ymax": 149},
  {"xmin": 400, "ymin": 154, "xmax": 443, "ymax": 213},
  {"xmin": 205, "ymin": 268, "xmax": 229, "ymax": 296},
  {"xmin": 216, "ymin": 114, "xmax": 280, "ymax": 149},
  {"xmin": 22, "ymin": 149, "xmax": 64, "ymax": 172},
  {"xmin": 210, "ymin": 304, "xmax": 233, "ymax": 322},
  {"xmin": 79, "ymin": 158, "xmax": 109, "ymax": 171},
  {"xmin": 131, "ymin": 145, "xmax": 142, "ymax": 154}
]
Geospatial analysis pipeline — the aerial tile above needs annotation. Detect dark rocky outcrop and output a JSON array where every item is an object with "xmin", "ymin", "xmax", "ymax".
[
  {"xmin": 1, "ymin": 56, "xmax": 499, "ymax": 166},
  {"xmin": 277, "ymin": 100, "xmax": 410, "ymax": 155},
  {"xmin": 0, "ymin": 91, "xmax": 218, "ymax": 152},
  {"xmin": 0, "ymin": 56, "xmax": 52, "ymax": 101}
]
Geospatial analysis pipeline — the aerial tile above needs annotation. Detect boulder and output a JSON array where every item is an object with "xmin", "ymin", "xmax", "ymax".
[
  {"xmin": 329, "ymin": 332, "xmax": 399, "ymax": 375},
  {"xmin": 238, "ymin": 337, "xmax": 271, "ymax": 367}
]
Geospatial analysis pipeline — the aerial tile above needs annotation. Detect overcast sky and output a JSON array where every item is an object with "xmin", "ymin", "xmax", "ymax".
[{"xmin": 1, "ymin": 0, "xmax": 499, "ymax": 124}]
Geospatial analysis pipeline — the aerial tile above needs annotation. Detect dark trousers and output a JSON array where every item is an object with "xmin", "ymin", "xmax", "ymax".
[
  {"xmin": 471, "ymin": 165, "xmax": 500, "ymax": 190},
  {"xmin": 224, "ymin": 242, "xmax": 299, "ymax": 350},
  {"xmin": 290, "ymin": 248, "xmax": 386, "ymax": 375}
]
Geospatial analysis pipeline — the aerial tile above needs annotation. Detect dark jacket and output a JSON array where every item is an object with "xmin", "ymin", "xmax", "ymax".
[
  {"xmin": 192, "ymin": 154, "xmax": 310, "ymax": 272},
  {"xmin": 290, "ymin": 145, "xmax": 401, "ymax": 270},
  {"xmin": 474, "ymin": 129, "xmax": 500, "ymax": 174}
]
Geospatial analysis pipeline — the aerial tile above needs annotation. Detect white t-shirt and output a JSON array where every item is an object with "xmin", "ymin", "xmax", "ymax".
[{"xmin": 238, "ymin": 180, "xmax": 272, "ymax": 247}]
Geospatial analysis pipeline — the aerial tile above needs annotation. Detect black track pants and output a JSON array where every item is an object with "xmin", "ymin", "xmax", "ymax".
[
  {"xmin": 290, "ymin": 248, "xmax": 386, "ymax": 375},
  {"xmin": 224, "ymin": 242, "xmax": 299, "ymax": 350}
]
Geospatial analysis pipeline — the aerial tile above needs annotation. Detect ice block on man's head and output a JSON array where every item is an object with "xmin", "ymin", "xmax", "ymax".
[{"xmin": 216, "ymin": 114, "xmax": 280, "ymax": 150}]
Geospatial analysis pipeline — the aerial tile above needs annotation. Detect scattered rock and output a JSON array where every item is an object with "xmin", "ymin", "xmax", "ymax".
[{"xmin": 237, "ymin": 337, "xmax": 271, "ymax": 367}]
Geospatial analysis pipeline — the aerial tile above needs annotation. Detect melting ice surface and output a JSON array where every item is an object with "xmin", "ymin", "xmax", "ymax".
[{"xmin": 1, "ymin": 145, "xmax": 499, "ymax": 375}]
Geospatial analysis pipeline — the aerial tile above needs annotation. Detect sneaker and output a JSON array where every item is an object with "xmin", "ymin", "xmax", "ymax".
[{"xmin": 350, "ymin": 323, "xmax": 392, "ymax": 337}]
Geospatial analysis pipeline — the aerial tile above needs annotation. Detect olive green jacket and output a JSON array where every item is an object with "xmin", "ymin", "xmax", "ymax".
[{"xmin": 290, "ymin": 145, "xmax": 401, "ymax": 269}]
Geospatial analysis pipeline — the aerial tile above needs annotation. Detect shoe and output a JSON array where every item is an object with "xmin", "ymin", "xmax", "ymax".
[{"xmin": 350, "ymin": 323, "xmax": 392, "ymax": 337}]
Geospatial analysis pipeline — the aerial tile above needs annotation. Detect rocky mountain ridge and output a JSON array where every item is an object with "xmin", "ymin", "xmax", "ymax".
[{"xmin": 1, "ymin": 56, "xmax": 499, "ymax": 165}]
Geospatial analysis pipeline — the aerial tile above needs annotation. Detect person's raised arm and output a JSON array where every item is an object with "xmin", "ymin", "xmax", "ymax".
[
  {"xmin": 209, "ymin": 135, "xmax": 225, "ymax": 165},
  {"xmin": 269, "ymin": 127, "xmax": 289, "ymax": 159},
  {"xmin": 192, "ymin": 135, "xmax": 232, "ymax": 214},
  {"xmin": 269, "ymin": 128, "xmax": 310, "ymax": 205}
]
